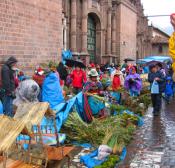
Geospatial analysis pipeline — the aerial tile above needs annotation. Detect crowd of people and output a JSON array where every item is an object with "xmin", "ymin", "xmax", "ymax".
[
  {"xmin": 0, "ymin": 56, "xmax": 174, "ymax": 118},
  {"xmin": 0, "ymin": 14, "xmax": 175, "ymax": 119},
  {"xmin": 0, "ymin": 57, "xmax": 144, "ymax": 118}
]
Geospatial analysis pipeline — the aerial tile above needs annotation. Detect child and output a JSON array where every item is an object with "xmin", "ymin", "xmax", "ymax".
[{"xmin": 165, "ymin": 76, "xmax": 173, "ymax": 104}]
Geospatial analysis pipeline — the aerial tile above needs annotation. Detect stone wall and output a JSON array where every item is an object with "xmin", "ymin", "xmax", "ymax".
[
  {"xmin": 118, "ymin": 1, "xmax": 137, "ymax": 62},
  {"xmin": 152, "ymin": 44, "xmax": 169, "ymax": 56},
  {"xmin": 0, "ymin": 0, "xmax": 63, "ymax": 74}
]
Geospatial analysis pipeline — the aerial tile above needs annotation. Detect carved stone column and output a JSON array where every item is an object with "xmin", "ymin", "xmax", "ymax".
[
  {"xmin": 71, "ymin": 0, "xmax": 77, "ymax": 52},
  {"xmin": 81, "ymin": 0, "xmax": 88, "ymax": 53},
  {"xmin": 112, "ymin": 13, "xmax": 117, "ymax": 55},
  {"xmin": 107, "ymin": 8, "xmax": 112, "ymax": 56}
]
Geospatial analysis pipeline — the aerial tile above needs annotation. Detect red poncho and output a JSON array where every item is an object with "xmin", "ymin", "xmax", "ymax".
[{"xmin": 112, "ymin": 75, "xmax": 121, "ymax": 90}]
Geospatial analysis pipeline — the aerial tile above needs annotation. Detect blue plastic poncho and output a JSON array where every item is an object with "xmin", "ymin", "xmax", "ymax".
[{"xmin": 42, "ymin": 72, "xmax": 64, "ymax": 108}]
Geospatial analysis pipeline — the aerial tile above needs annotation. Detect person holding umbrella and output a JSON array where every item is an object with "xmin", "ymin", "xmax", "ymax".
[
  {"xmin": 70, "ymin": 65, "xmax": 87, "ymax": 94},
  {"xmin": 148, "ymin": 64, "xmax": 165, "ymax": 116}
]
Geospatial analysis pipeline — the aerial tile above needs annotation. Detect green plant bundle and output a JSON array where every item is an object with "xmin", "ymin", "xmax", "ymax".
[
  {"xmin": 120, "ymin": 112, "xmax": 139, "ymax": 127},
  {"xmin": 62, "ymin": 112, "xmax": 137, "ymax": 149},
  {"xmin": 109, "ymin": 104, "xmax": 127, "ymax": 115},
  {"xmin": 94, "ymin": 155, "xmax": 120, "ymax": 168},
  {"xmin": 62, "ymin": 113, "xmax": 106, "ymax": 146},
  {"xmin": 102, "ymin": 124, "xmax": 136, "ymax": 150}
]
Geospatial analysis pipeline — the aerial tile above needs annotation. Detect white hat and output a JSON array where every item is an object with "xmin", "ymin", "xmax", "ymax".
[{"xmin": 89, "ymin": 69, "xmax": 98, "ymax": 77}]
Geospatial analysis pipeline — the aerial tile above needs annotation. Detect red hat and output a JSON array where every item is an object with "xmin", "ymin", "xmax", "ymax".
[
  {"xmin": 90, "ymin": 63, "xmax": 95, "ymax": 68},
  {"xmin": 35, "ymin": 67, "xmax": 44, "ymax": 75}
]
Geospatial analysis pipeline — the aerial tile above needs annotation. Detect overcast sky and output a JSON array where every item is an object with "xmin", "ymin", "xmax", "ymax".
[{"xmin": 141, "ymin": 0, "xmax": 175, "ymax": 35}]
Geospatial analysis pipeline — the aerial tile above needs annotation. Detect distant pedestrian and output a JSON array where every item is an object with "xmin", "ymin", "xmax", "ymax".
[
  {"xmin": 164, "ymin": 76, "xmax": 173, "ymax": 104},
  {"xmin": 1, "ymin": 56, "xmax": 18, "ymax": 117},
  {"xmin": 124, "ymin": 67, "xmax": 142, "ymax": 97},
  {"xmin": 148, "ymin": 64, "xmax": 165, "ymax": 116}
]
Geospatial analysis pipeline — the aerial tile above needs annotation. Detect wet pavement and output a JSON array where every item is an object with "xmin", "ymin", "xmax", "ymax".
[{"xmin": 119, "ymin": 100, "xmax": 175, "ymax": 168}]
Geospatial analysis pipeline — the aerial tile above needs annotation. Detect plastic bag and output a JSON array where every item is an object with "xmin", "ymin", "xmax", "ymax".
[
  {"xmin": 98, "ymin": 145, "xmax": 112, "ymax": 160},
  {"xmin": 151, "ymin": 80, "xmax": 159, "ymax": 94}
]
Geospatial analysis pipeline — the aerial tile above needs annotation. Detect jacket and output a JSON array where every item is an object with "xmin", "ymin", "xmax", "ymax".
[
  {"xmin": 148, "ymin": 71, "xmax": 165, "ymax": 93},
  {"xmin": 112, "ymin": 75, "xmax": 121, "ymax": 90},
  {"xmin": 1, "ymin": 57, "xmax": 18, "ymax": 94},
  {"xmin": 71, "ymin": 69, "xmax": 87, "ymax": 88}
]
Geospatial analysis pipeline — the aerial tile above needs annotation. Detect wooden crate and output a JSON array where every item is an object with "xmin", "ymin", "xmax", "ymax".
[{"xmin": 0, "ymin": 157, "xmax": 40, "ymax": 168}]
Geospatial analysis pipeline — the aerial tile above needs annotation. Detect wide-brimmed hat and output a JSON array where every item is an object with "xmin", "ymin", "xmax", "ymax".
[
  {"xmin": 114, "ymin": 71, "xmax": 121, "ymax": 76},
  {"xmin": 89, "ymin": 69, "xmax": 98, "ymax": 77}
]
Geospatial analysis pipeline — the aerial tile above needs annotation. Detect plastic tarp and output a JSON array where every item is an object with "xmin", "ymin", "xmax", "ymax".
[
  {"xmin": 0, "ymin": 101, "xmax": 3, "ymax": 115},
  {"xmin": 30, "ymin": 91, "xmax": 84, "ymax": 132},
  {"xmin": 80, "ymin": 147, "xmax": 127, "ymax": 168},
  {"xmin": 62, "ymin": 50, "xmax": 72, "ymax": 64},
  {"xmin": 121, "ymin": 110, "xmax": 144, "ymax": 127},
  {"xmin": 42, "ymin": 72, "xmax": 64, "ymax": 109},
  {"xmin": 80, "ymin": 150, "xmax": 106, "ymax": 168},
  {"xmin": 88, "ymin": 96, "xmax": 105, "ymax": 115},
  {"xmin": 137, "ymin": 56, "xmax": 172, "ymax": 65}
]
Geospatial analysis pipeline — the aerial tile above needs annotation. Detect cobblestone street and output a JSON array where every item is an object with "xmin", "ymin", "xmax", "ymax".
[{"xmin": 119, "ymin": 101, "xmax": 175, "ymax": 168}]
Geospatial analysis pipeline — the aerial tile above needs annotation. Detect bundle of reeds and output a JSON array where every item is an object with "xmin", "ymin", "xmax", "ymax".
[
  {"xmin": 0, "ymin": 116, "xmax": 26, "ymax": 152},
  {"xmin": 14, "ymin": 102, "xmax": 51, "ymax": 125}
]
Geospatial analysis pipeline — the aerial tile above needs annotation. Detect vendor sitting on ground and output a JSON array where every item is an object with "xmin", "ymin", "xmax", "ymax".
[
  {"xmin": 83, "ymin": 69, "xmax": 105, "ymax": 117},
  {"xmin": 124, "ymin": 67, "xmax": 142, "ymax": 97},
  {"xmin": 42, "ymin": 68, "xmax": 64, "ymax": 109},
  {"xmin": 13, "ymin": 79, "xmax": 40, "ymax": 107}
]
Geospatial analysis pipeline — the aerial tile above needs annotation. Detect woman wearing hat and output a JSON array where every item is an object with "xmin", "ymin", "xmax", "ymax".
[
  {"xmin": 83, "ymin": 69, "xmax": 103, "ymax": 94},
  {"xmin": 83, "ymin": 69, "xmax": 105, "ymax": 117},
  {"xmin": 111, "ymin": 65, "xmax": 124, "ymax": 90},
  {"xmin": 112, "ymin": 71, "xmax": 122, "ymax": 91}
]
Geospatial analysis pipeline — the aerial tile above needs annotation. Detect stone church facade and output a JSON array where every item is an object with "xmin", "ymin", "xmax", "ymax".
[
  {"xmin": 62, "ymin": 0, "xmax": 138, "ymax": 64},
  {"xmin": 0, "ymin": 0, "xmax": 150, "ymax": 73},
  {"xmin": 0, "ymin": 0, "xmax": 63, "ymax": 73}
]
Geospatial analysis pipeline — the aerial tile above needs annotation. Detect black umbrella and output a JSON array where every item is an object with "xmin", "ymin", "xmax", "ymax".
[
  {"xmin": 65, "ymin": 59, "xmax": 75, "ymax": 67},
  {"xmin": 124, "ymin": 58, "xmax": 135, "ymax": 62},
  {"xmin": 65, "ymin": 59, "xmax": 86, "ymax": 69},
  {"xmin": 146, "ymin": 61, "xmax": 167, "ymax": 72}
]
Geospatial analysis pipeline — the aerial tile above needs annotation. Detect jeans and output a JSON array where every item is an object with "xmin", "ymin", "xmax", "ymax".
[
  {"xmin": 2, "ymin": 95, "xmax": 14, "ymax": 117},
  {"xmin": 129, "ymin": 90, "xmax": 139, "ymax": 97},
  {"xmin": 151, "ymin": 93, "xmax": 162, "ymax": 113}
]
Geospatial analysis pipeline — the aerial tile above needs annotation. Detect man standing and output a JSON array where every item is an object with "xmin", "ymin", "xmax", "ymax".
[
  {"xmin": 148, "ymin": 64, "xmax": 165, "ymax": 116},
  {"xmin": 1, "ymin": 56, "xmax": 18, "ymax": 117}
]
